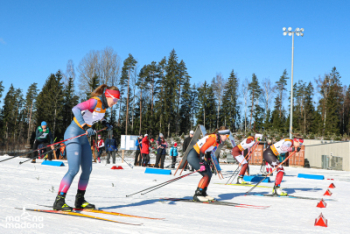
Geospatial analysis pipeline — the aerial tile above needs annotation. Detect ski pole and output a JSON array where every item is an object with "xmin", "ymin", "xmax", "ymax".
[
  {"xmin": 230, "ymin": 141, "xmax": 259, "ymax": 183},
  {"xmin": 19, "ymin": 145, "xmax": 63, "ymax": 164},
  {"xmin": 0, "ymin": 128, "xmax": 106, "ymax": 163},
  {"xmin": 115, "ymin": 152, "xmax": 133, "ymax": 169},
  {"xmin": 126, "ymin": 170, "xmax": 199, "ymax": 197},
  {"xmin": 225, "ymin": 142, "xmax": 259, "ymax": 185},
  {"xmin": 141, "ymin": 170, "xmax": 200, "ymax": 195},
  {"xmin": 245, "ymin": 150, "xmax": 297, "ymax": 195}
]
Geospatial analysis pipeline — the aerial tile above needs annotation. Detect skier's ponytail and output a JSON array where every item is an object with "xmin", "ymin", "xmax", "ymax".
[{"xmin": 91, "ymin": 84, "xmax": 119, "ymax": 97}]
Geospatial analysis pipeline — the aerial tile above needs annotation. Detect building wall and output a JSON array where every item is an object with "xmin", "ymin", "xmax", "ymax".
[{"xmin": 303, "ymin": 139, "xmax": 350, "ymax": 171}]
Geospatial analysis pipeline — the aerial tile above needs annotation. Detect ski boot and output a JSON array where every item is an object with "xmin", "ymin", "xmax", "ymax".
[
  {"xmin": 53, "ymin": 192, "xmax": 73, "ymax": 211},
  {"xmin": 31, "ymin": 159, "xmax": 36, "ymax": 163},
  {"xmin": 272, "ymin": 184, "xmax": 288, "ymax": 196},
  {"xmin": 202, "ymin": 187, "xmax": 215, "ymax": 201},
  {"xmin": 237, "ymin": 175, "xmax": 250, "ymax": 185},
  {"xmin": 75, "ymin": 190, "xmax": 96, "ymax": 209},
  {"xmin": 193, "ymin": 188, "xmax": 210, "ymax": 202}
]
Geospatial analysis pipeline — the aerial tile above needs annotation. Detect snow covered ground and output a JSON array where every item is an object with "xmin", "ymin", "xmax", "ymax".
[{"xmin": 1, "ymin": 155, "xmax": 349, "ymax": 234}]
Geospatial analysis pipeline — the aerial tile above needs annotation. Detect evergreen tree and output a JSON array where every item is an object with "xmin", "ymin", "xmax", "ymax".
[
  {"xmin": 1, "ymin": 85, "xmax": 25, "ymax": 142},
  {"xmin": 163, "ymin": 49, "xmax": 180, "ymax": 137},
  {"xmin": 36, "ymin": 71, "xmax": 65, "ymax": 140},
  {"xmin": 153, "ymin": 57, "xmax": 167, "ymax": 135},
  {"xmin": 221, "ymin": 70, "xmax": 239, "ymax": 131},
  {"xmin": 271, "ymin": 70, "xmax": 289, "ymax": 132},
  {"xmin": 176, "ymin": 60, "xmax": 189, "ymax": 134},
  {"xmin": 119, "ymin": 54, "xmax": 137, "ymax": 134},
  {"xmin": 179, "ymin": 77, "xmax": 192, "ymax": 134},
  {"xmin": 344, "ymin": 85, "xmax": 350, "ymax": 135},
  {"xmin": 136, "ymin": 65, "xmax": 149, "ymax": 134},
  {"xmin": 0, "ymin": 81, "xmax": 4, "ymax": 105},
  {"xmin": 63, "ymin": 78, "xmax": 79, "ymax": 132},
  {"xmin": 196, "ymin": 81, "xmax": 217, "ymax": 130},
  {"xmin": 25, "ymin": 83, "xmax": 39, "ymax": 144},
  {"xmin": 248, "ymin": 73, "xmax": 261, "ymax": 130}
]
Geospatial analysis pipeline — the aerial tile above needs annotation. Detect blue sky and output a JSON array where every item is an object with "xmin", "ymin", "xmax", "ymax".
[{"xmin": 1, "ymin": 0, "xmax": 349, "ymax": 106}]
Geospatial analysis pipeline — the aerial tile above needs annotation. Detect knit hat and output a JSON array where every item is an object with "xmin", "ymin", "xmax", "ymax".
[
  {"xmin": 41, "ymin": 121, "xmax": 47, "ymax": 126},
  {"xmin": 159, "ymin": 133, "xmax": 164, "ymax": 137},
  {"xmin": 174, "ymin": 142, "xmax": 178, "ymax": 147},
  {"xmin": 190, "ymin": 130, "xmax": 194, "ymax": 135},
  {"xmin": 145, "ymin": 134, "xmax": 148, "ymax": 137}
]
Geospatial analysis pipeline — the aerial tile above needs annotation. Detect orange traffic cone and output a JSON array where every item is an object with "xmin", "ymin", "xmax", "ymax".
[
  {"xmin": 314, "ymin": 213, "xmax": 328, "ymax": 227},
  {"xmin": 328, "ymin": 183, "xmax": 336, "ymax": 189},
  {"xmin": 324, "ymin": 189, "xmax": 332, "ymax": 196},
  {"xmin": 316, "ymin": 199, "xmax": 327, "ymax": 208},
  {"xmin": 111, "ymin": 166, "xmax": 118, "ymax": 170}
]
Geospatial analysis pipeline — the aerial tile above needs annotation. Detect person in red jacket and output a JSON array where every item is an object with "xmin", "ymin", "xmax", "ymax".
[{"xmin": 141, "ymin": 134, "xmax": 150, "ymax": 167}]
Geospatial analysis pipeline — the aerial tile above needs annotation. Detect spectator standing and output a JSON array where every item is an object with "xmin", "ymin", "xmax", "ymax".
[
  {"xmin": 170, "ymin": 142, "xmax": 178, "ymax": 169},
  {"xmin": 91, "ymin": 138, "xmax": 97, "ymax": 163},
  {"xmin": 141, "ymin": 134, "xmax": 150, "ymax": 167},
  {"xmin": 134, "ymin": 135, "xmax": 143, "ymax": 166},
  {"xmin": 97, "ymin": 135, "xmax": 105, "ymax": 163},
  {"xmin": 182, "ymin": 130, "xmax": 194, "ymax": 171},
  {"xmin": 106, "ymin": 135, "xmax": 117, "ymax": 164},
  {"xmin": 31, "ymin": 121, "xmax": 54, "ymax": 163},
  {"xmin": 155, "ymin": 133, "xmax": 168, "ymax": 169}
]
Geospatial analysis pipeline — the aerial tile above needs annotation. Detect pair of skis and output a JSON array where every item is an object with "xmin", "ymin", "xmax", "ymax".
[
  {"xmin": 16, "ymin": 205, "xmax": 165, "ymax": 226},
  {"xmin": 161, "ymin": 198, "xmax": 270, "ymax": 209}
]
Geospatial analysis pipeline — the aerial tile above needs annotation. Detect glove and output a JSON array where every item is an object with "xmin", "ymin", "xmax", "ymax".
[
  {"xmin": 86, "ymin": 128, "xmax": 96, "ymax": 137},
  {"xmin": 199, "ymin": 162, "xmax": 206, "ymax": 172}
]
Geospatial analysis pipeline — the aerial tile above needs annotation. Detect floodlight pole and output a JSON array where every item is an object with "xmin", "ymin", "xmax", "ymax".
[
  {"xmin": 290, "ymin": 32, "xmax": 294, "ymax": 139},
  {"xmin": 283, "ymin": 27, "xmax": 303, "ymax": 139}
]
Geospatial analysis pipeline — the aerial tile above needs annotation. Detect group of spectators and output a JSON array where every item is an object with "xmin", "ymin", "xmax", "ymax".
[
  {"xmin": 134, "ymin": 130, "xmax": 195, "ymax": 169},
  {"xmin": 94, "ymin": 135, "xmax": 118, "ymax": 164}
]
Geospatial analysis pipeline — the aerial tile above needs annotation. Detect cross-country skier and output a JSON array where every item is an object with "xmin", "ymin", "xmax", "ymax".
[
  {"xmin": 231, "ymin": 134, "xmax": 263, "ymax": 184},
  {"xmin": 53, "ymin": 84, "xmax": 119, "ymax": 211},
  {"xmin": 264, "ymin": 135, "xmax": 303, "ymax": 196},
  {"xmin": 187, "ymin": 126, "xmax": 230, "ymax": 202}
]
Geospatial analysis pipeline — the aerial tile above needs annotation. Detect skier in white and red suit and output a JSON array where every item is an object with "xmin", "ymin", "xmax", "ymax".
[
  {"xmin": 264, "ymin": 136, "xmax": 303, "ymax": 196},
  {"xmin": 231, "ymin": 134, "xmax": 262, "ymax": 184}
]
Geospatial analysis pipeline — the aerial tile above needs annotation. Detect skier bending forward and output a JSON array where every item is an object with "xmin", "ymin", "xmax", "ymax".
[
  {"xmin": 187, "ymin": 126, "xmax": 230, "ymax": 202},
  {"xmin": 264, "ymin": 136, "xmax": 303, "ymax": 196},
  {"xmin": 231, "ymin": 134, "xmax": 262, "ymax": 184},
  {"xmin": 53, "ymin": 84, "xmax": 119, "ymax": 211}
]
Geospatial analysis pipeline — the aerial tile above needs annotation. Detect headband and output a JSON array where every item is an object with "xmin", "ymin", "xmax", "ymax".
[
  {"xmin": 294, "ymin": 138, "xmax": 304, "ymax": 143},
  {"xmin": 218, "ymin": 129, "xmax": 230, "ymax": 135},
  {"xmin": 105, "ymin": 89, "xmax": 120, "ymax": 100}
]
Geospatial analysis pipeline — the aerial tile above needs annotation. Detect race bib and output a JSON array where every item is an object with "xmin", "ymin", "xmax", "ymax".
[{"xmin": 40, "ymin": 133, "xmax": 48, "ymax": 138}]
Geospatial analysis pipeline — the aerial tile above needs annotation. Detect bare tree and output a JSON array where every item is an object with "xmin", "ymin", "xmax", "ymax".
[
  {"xmin": 63, "ymin": 60, "xmax": 76, "ymax": 86},
  {"xmin": 211, "ymin": 73, "xmax": 226, "ymax": 128},
  {"xmin": 99, "ymin": 47, "xmax": 121, "ymax": 86},
  {"xmin": 260, "ymin": 77, "xmax": 275, "ymax": 120},
  {"xmin": 78, "ymin": 50, "xmax": 100, "ymax": 96}
]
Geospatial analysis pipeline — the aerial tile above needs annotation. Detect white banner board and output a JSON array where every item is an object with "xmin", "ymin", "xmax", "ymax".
[{"xmin": 120, "ymin": 135, "xmax": 139, "ymax": 150}]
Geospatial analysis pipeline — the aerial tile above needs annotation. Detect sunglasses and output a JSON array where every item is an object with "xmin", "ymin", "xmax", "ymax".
[{"xmin": 106, "ymin": 91, "xmax": 119, "ymax": 103}]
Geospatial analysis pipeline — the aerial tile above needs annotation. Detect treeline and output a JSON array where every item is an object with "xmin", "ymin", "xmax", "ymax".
[{"xmin": 1, "ymin": 48, "xmax": 350, "ymax": 150}]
